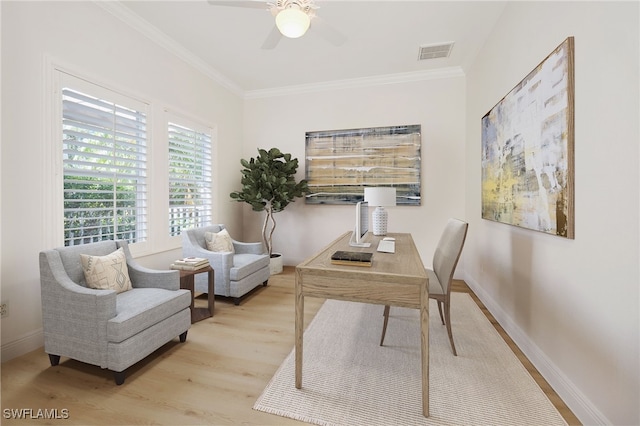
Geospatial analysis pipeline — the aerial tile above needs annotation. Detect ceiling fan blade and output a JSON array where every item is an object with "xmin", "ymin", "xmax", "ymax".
[
  {"xmin": 261, "ymin": 25, "xmax": 282, "ymax": 49},
  {"xmin": 207, "ymin": 1, "xmax": 269, "ymax": 9},
  {"xmin": 312, "ymin": 16, "xmax": 347, "ymax": 46}
]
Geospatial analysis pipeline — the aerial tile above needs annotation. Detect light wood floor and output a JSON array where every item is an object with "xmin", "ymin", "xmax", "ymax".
[{"xmin": 1, "ymin": 267, "xmax": 580, "ymax": 425}]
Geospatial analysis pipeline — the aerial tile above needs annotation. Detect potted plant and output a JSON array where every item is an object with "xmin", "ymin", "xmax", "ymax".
[{"xmin": 230, "ymin": 148, "xmax": 309, "ymax": 274}]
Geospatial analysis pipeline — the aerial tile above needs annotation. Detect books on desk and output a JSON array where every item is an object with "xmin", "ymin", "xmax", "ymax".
[
  {"xmin": 170, "ymin": 257, "xmax": 210, "ymax": 271},
  {"xmin": 330, "ymin": 251, "xmax": 373, "ymax": 267}
]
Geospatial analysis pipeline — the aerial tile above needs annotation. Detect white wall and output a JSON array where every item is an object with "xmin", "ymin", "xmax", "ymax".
[
  {"xmin": 465, "ymin": 2, "xmax": 639, "ymax": 425},
  {"xmin": 242, "ymin": 74, "xmax": 467, "ymax": 267},
  {"xmin": 0, "ymin": 1, "xmax": 245, "ymax": 360}
]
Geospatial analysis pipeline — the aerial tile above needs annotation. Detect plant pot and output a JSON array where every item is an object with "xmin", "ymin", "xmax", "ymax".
[{"xmin": 269, "ymin": 253, "xmax": 283, "ymax": 275}]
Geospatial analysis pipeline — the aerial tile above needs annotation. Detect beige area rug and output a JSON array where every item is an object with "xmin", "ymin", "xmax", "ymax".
[{"xmin": 254, "ymin": 293, "xmax": 567, "ymax": 426}]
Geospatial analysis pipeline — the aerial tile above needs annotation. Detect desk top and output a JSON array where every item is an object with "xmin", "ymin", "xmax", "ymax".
[{"xmin": 297, "ymin": 232, "xmax": 426, "ymax": 284}]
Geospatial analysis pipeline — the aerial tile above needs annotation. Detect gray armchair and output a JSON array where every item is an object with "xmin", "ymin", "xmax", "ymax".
[
  {"xmin": 181, "ymin": 224, "xmax": 270, "ymax": 305},
  {"xmin": 39, "ymin": 240, "xmax": 191, "ymax": 385}
]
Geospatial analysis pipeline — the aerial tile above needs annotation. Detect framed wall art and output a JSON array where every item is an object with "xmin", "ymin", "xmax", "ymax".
[
  {"xmin": 481, "ymin": 37, "xmax": 575, "ymax": 238},
  {"xmin": 305, "ymin": 124, "xmax": 421, "ymax": 205}
]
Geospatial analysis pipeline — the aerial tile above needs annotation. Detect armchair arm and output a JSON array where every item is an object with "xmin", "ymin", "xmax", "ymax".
[
  {"xmin": 128, "ymin": 262, "xmax": 180, "ymax": 290},
  {"xmin": 207, "ymin": 251, "xmax": 234, "ymax": 272},
  {"xmin": 116, "ymin": 241, "xmax": 180, "ymax": 290},
  {"xmin": 232, "ymin": 240, "xmax": 266, "ymax": 255},
  {"xmin": 40, "ymin": 250, "xmax": 118, "ymax": 316},
  {"xmin": 182, "ymin": 232, "xmax": 234, "ymax": 292},
  {"xmin": 183, "ymin": 243, "xmax": 234, "ymax": 272}
]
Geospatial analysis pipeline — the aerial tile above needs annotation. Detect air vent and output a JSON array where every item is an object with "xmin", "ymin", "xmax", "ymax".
[{"xmin": 418, "ymin": 42, "xmax": 454, "ymax": 61}]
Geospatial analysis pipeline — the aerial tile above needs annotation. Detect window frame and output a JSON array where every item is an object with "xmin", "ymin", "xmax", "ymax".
[
  {"xmin": 61, "ymin": 85, "xmax": 149, "ymax": 246},
  {"xmin": 167, "ymin": 112, "xmax": 214, "ymax": 238},
  {"xmin": 50, "ymin": 66, "xmax": 153, "ymax": 255}
]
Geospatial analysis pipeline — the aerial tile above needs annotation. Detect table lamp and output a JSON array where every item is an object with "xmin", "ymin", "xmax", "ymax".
[{"xmin": 364, "ymin": 187, "xmax": 397, "ymax": 236}]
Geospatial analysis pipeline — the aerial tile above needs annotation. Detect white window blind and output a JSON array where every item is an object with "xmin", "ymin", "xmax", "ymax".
[
  {"xmin": 62, "ymin": 87, "xmax": 148, "ymax": 246},
  {"xmin": 168, "ymin": 121, "xmax": 213, "ymax": 236}
]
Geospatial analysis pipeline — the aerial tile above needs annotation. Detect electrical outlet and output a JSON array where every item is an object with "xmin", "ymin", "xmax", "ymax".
[{"xmin": 0, "ymin": 301, "xmax": 8, "ymax": 318}]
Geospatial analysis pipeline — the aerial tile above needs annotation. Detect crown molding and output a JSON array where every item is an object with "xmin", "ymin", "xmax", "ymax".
[
  {"xmin": 94, "ymin": 1, "xmax": 244, "ymax": 97},
  {"xmin": 243, "ymin": 67, "xmax": 466, "ymax": 99}
]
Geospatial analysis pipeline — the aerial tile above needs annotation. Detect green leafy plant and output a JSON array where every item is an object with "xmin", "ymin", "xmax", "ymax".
[{"xmin": 230, "ymin": 148, "xmax": 309, "ymax": 257}]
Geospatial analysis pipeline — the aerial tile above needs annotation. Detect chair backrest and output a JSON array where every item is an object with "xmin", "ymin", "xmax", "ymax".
[
  {"xmin": 182, "ymin": 224, "xmax": 226, "ymax": 250},
  {"xmin": 432, "ymin": 219, "xmax": 469, "ymax": 294}
]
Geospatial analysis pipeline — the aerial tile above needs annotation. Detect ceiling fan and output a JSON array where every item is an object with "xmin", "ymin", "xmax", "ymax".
[{"xmin": 207, "ymin": 0, "xmax": 347, "ymax": 49}]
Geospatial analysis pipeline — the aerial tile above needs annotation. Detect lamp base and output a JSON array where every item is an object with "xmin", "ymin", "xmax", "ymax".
[{"xmin": 372, "ymin": 206, "xmax": 388, "ymax": 236}]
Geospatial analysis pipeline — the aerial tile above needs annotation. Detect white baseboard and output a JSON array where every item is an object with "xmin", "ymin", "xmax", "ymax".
[
  {"xmin": 463, "ymin": 273, "xmax": 609, "ymax": 426},
  {"xmin": 1, "ymin": 328, "xmax": 44, "ymax": 363}
]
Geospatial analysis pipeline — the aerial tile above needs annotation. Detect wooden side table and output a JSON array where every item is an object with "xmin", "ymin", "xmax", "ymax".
[{"xmin": 179, "ymin": 266, "xmax": 214, "ymax": 323}]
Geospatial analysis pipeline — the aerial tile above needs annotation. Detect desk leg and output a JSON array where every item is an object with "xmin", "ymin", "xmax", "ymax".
[
  {"xmin": 420, "ymin": 277, "xmax": 429, "ymax": 417},
  {"xmin": 295, "ymin": 268, "xmax": 304, "ymax": 389}
]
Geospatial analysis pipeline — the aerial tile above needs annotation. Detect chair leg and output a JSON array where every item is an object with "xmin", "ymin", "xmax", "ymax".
[
  {"xmin": 113, "ymin": 371, "xmax": 125, "ymax": 385},
  {"xmin": 437, "ymin": 300, "xmax": 445, "ymax": 325},
  {"xmin": 443, "ymin": 301, "xmax": 457, "ymax": 356},
  {"xmin": 48, "ymin": 354, "xmax": 60, "ymax": 366},
  {"xmin": 263, "ymin": 280, "xmax": 268, "ymax": 286},
  {"xmin": 379, "ymin": 305, "xmax": 391, "ymax": 346},
  {"xmin": 179, "ymin": 331, "xmax": 188, "ymax": 343},
  {"xmin": 234, "ymin": 297, "xmax": 241, "ymax": 306}
]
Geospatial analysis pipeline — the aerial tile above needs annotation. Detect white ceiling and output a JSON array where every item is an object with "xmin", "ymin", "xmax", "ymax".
[{"xmin": 112, "ymin": 1, "xmax": 507, "ymax": 94}]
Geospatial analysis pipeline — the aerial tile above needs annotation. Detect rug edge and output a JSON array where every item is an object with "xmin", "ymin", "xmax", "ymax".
[{"xmin": 253, "ymin": 403, "xmax": 335, "ymax": 426}]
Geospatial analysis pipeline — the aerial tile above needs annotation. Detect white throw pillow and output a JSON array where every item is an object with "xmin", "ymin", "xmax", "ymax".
[
  {"xmin": 81, "ymin": 247, "xmax": 132, "ymax": 294},
  {"xmin": 205, "ymin": 228, "xmax": 235, "ymax": 253}
]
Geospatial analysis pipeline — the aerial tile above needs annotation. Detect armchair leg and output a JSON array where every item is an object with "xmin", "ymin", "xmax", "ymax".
[
  {"xmin": 263, "ymin": 280, "xmax": 268, "ymax": 286},
  {"xmin": 48, "ymin": 354, "xmax": 60, "ymax": 366},
  {"xmin": 233, "ymin": 297, "xmax": 240, "ymax": 306},
  {"xmin": 114, "ymin": 371, "xmax": 125, "ymax": 385},
  {"xmin": 179, "ymin": 331, "xmax": 188, "ymax": 343}
]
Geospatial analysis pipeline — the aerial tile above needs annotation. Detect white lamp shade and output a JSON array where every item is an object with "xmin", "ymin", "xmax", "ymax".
[
  {"xmin": 275, "ymin": 7, "xmax": 311, "ymax": 38},
  {"xmin": 364, "ymin": 187, "xmax": 397, "ymax": 207}
]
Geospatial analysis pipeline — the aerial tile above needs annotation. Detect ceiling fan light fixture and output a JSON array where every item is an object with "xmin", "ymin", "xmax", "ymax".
[{"xmin": 275, "ymin": 6, "xmax": 310, "ymax": 39}]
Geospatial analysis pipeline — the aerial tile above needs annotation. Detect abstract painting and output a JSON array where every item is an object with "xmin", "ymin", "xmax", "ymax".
[
  {"xmin": 305, "ymin": 124, "xmax": 421, "ymax": 205},
  {"xmin": 481, "ymin": 37, "xmax": 575, "ymax": 238}
]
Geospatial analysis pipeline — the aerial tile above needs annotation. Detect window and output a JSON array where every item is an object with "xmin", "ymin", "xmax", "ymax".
[
  {"xmin": 168, "ymin": 120, "xmax": 213, "ymax": 236},
  {"xmin": 62, "ymin": 86, "xmax": 148, "ymax": 246}
]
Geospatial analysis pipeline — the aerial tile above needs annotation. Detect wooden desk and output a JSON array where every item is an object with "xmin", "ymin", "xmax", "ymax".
[
  {"xmin": 179, "ymin": 266, "xmax": 214, "ymax": 323},
  {"xmin": 295, "ymin": 232, "xmax": 429, "ymax": 416}
]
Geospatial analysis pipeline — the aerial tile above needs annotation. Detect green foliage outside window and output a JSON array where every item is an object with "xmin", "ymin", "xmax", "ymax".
[{"xmin": 64, "ymin": 177, "xmax": 139, "ymax": 245}]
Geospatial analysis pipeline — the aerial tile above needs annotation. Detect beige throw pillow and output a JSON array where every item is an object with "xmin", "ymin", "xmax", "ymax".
[
  {"xmin": 205, "ymin": 229, "xmax": 235, "ymax": 253},
  {"xmin": 81, "ymin": 247, "xmax": 132, "ymax": 294}
]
